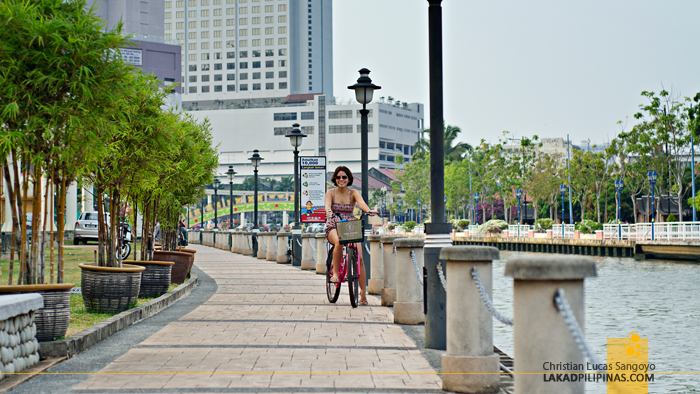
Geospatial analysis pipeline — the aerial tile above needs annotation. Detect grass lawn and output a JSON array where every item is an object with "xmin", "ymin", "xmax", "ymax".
[{"xmin": 1, "ymin": 243, "xmax": 180, "ymax": 339}]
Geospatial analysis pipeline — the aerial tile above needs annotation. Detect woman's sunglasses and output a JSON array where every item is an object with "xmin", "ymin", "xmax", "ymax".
[{"xmin": 335, "ymin": 175, "xmax": 348, "ymax": 180}]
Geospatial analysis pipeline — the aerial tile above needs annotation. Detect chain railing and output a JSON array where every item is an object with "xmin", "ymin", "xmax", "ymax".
[
  {"xmin": 364, "ymin": 242, "xmax": 371, "ymax": 254},
  {"xmin": 471, "ymin": 267, "xmax": 513, "ymax": 326},
  {"xmin": 554, "ymin": 288, "xmax": 604, "ymax": 371},
  {"xmin": 436, "ymin": 263, "xmax": 447, "ymax": 291},
  {"xmin": 410, "ymin": 250, "xmax": 423, "ymax": 285},
  {"xmin": 296, "ymin": 238, "xmax": 303, "ymax": 247},
  {"xmin": 273, "ymin": 235, "xmax": 278, "ymax": 247}
]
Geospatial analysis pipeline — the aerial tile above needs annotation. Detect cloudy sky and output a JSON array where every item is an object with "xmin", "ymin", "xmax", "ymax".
[{"xmin": 332, "ymin": 0, "xmax": 700, "ymax": 148}]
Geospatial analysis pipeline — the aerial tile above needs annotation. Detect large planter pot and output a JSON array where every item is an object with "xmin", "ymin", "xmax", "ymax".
[
  {"xmin": 0, "ymin": 283, "xmax": 75, "ymax": 342},
  {"xmin": 79, "ymin": 264, "xmax": 145, "ymax": 313},
  {"xmin": 152, "ymin": 251, "xmax": 192, "ymax": 284},
  {"xmin": 128, "ymin": 261, "xmax": 175, "ymax": 298}
]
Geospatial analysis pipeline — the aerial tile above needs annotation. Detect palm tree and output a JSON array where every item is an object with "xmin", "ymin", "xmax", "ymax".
[
  {"xmin": 276, "ymin": 176, "xmax": 294, "ymax": 192},
  {"xmin": 413, "ymin": 123, "xmax": 472, "ymax": 162}
]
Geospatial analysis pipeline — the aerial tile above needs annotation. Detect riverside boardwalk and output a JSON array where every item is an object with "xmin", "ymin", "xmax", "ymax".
[{"xmin": 70, "ymin": 244, "xmax": 444, "ymax": 393}]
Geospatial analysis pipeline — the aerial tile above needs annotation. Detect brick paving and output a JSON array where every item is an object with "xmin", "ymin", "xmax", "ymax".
[{"xmin": 73, "ymin": 244, "xmax": 443, "ymax": 393}]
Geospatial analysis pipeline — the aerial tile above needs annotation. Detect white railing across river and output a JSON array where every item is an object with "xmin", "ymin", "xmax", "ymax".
[{"xmin": 603, "ymin": 221, "xmax": 700, "ymax": 241}]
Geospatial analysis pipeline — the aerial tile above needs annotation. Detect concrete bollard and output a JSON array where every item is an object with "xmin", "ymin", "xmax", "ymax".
[
  {"xmin": 231, "ymin": 231, "xmax": 240, "ymax": 253},
  {"xmin": 315, "ymin": 233, "xmax": 327, "ymax": 274},
  {"xmin": 266, "ymin": 232, "xmax": 277, "ymax": 261},
  {"xmin": 505, "ymin": 255, "xmax": 597, "ymax": 394},
  {"xmin": 380, "ymin": 235, "xmax": 404, "ymax": 306},
  {"xmin": 367, "ymin": 235, "xmax": 383, "ymax": 294},
  {"xmin": 440, "ymin": 246, "xmax": 501, "ymax": 393},
  {"xmin": 301, "ymin": 234, "xmax": 316, "ymax": 270},
  {"xmin": 257, "ymin": 232, "xmax": 267, "ymax": 259},
  {"xmin": 276, "ymin": 231, "xmax": 290, "ymax": 263},
  {"xmin": 242, "ymin": 232, "xmax": 253, "ymax": 256},
  {"xmin": 394, "ymin": 238, "xmax": 425, "ymax": 324}
]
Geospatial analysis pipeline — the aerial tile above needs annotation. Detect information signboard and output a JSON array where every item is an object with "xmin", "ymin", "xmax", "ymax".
[{"xmin": 300, "ymin": 156, "xmax": 326, "ymax": 223}]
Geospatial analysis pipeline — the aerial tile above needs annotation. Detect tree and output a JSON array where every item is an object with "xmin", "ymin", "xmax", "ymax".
[
  {"xmin": 395, "ymin": 154, "xmax": 431, "ymax": 216},
  {"xmin": 413, "ymin": 124, "xmax": 472, "ymax": 163}
]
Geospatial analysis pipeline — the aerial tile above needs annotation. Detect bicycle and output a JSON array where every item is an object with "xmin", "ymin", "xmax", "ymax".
[{"xmin": 325, "ymin": 212, "xmax": 373, "ymax": 308}]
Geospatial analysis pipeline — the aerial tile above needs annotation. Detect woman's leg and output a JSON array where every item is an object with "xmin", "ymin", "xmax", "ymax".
[
  {"xmin": 327, "ymin": 229, "xmax": 342, "ymax": 280},
  {"xmin": 357, "ymin": 242, "xmax": 367, "ymax": 301}
]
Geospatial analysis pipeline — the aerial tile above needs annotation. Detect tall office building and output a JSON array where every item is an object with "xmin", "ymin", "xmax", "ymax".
[{"xmin": 164, "ymin": 0, "xmax": 333, "ymax": 107}]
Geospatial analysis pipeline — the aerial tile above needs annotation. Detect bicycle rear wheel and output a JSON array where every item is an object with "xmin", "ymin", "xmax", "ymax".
[
  {"xmin": 326, "ymin": 246, "xmax": 340, "ymax": 303},
  {"xmin": 347, "ymin": 246, "xmax": 359, "ymax": 308}
]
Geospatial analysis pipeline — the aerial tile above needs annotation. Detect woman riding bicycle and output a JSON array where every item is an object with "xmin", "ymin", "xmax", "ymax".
[{"xmin": 325, "ymin": 166, "xmax": 377, "ymax": 306}]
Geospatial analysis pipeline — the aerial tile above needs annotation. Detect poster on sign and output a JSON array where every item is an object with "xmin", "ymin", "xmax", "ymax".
[{"xmin": 300, "ymin": 156, "xmax": 326, "ymax": 223}]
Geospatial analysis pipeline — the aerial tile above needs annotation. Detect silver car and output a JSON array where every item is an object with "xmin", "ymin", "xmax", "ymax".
[{"xmin": 74, "ymin": 212, "xmax": 109, "ymax": 245}]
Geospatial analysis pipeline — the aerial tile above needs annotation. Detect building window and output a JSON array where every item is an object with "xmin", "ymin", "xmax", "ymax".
[
  {"xmin": 265, "ymin": 49, "xmax": 274, "ymax": 56},
  {"xmin": 278, "ymin": 26, "xmax": 287, "ymax": 34},
  {"xmin": 278, "ymin": 15, "xmax": 287, "ymax": 23},
  {"xmin": 329, "ymin": 125, "xmax": 353, "ymax": 134},
  {"xmin": 201, "ymin": 10, "xmax": 209, "ymax": 17},
  {"xmin": 252, "ymin": 39, "xmax": 260, "ymax": 46},
  {"xmin": 201, "ymin": 64, "xmax": 210, "ymax": 71},
  {"xmin": 266, "ymin": 82, "xmax": 274, "ymax": 89},
  {"xmin": 201, "ymin": 20, "xmax": 210, "ymax": 28},
  {"xmin": 201, "ymin": 75, "xmax": 210, "ymax": 82},
  {"xmin": 239, "ymin": 62, "xmax": 248, "ymax": 69},
  {"xmin": 387, "ymin": 142, "xmax": 395, "ymax": 150},
  {"xmin": 252, "ymin": 50, "xmax": 261, "ymax": 57},
  {"xmin": 201, "ymin": 53, "xmax": 210, "ymax": 60},
  {"xmin": 278, "ymin": 4, "xmax": 287, "ymax": 11},
  {"xmin": 380, "ymin": 154, "xmax": 386, "ymax": 161},
  {"xmin": 227, "ymin": 40, "xmax": 235, "ymax": 48},
  {"xmin": 188, "ymin": 10, "xmax": 196, "ymax": 17},
  {"xmin": 189, "ymin": 65, "xmax": 197, "ymax": 71},
  {"xmin": 240, "ymin": 51, "xmax": 248, "ymax": 58},
  {"xmin": 240, "ymin": 73, "xmax": 248, "ymax": 80},
  {"xmin": 252, "ymin": 61, "xmax": 261, "ymax": 68},
  {"xmin": 329, "ymin": 110, "xmax": 352, "ymax": 119},
  {"xmin": 252, "ymin": 5, "xmax": 260, "ymax": 13},
  {"xmin": 188, "ymin": 32, "xmax": 197, "ymax": 39},
  {"xmin": 189, "ymin": 86, "xmax": 197, "ymax": 93},
  {"xmin": 214, "ymin": 20, "xmax": 222, "ymax": 28},
  {"xmin": 188, "ymin": 0, "xmax": 195, "ymax": 5},
  {"xmin": 279, "ymin": 71, "xmax": 287, "ymax": 78},
  {"xmin": 265, "ymin": 38, "xmax": 274, "ymax": 46},
  {"xmin": 265, "ymin": 16, "xmax": 273, "ymax": 23},
  {"xmin": 265, "ymin": 27, "xmax": 273, "ymax": 35},
  {"xmin": 278, "ymin": 37, "xmax": 287, "ymax": 45},
  {"xmin": 213, "ymin": 63, "xmax": 221, "ymax": 70},
  {"xmin": 177, "ymin": 11, "xmax": 184, "ymax": 18},
  {"xmin": 189, "ymin": 43, "xmax": 197, "ymax": 50},
  {"xmin": 226, "ymin": 7, "xmax": 235, "ymax": 15},
  {"xmin": 240, "ymin": 84, "xmax": 248, "ymax": 90},
  {"xmin": 189, "ymin": 76, "xmax": 197, "ymax": 82},
  {"xmin": 176, "ymin": 22, "xmax": 184, "ymax": 29},
  {"xmin": 356, "ymin": 125, "xmax": 374, "ymax": 133},
  {"xmin": 165, "ymin": 1, "xmax": 172, "ymax": 8},
  {"xmin": 279, "ymin": 82, "xmax": 287, "ymax": 89},
  {"xmin": 265, "ymin": 5, "xmax": 273, "ymax": 12},
  {"xmin": 214, "ymin": 74, "xmax": 222, "ymax": 81},
  {"xmin": 278, "ymin": 48, "xmax": 287, "ymax": 56},
  {"xmin": 177, "ymin": 0, "xmax": 184, "ymax": 7},
  {"xmin": 379, "ymin": 141, "xmax": 386, "ymax": 149},
  {"xmin": 227, "ymin": 84, "xmax": 235, "ymax": 91},
  {"xmin": 265, "ymin": 61, "xmax": 274, "ymax": 68},
  {"xmin": 226, "ymin": 18, "xmax": 235, "ymax": 26},
  {"xmin": 239, "ymin": 29, "xmax": 248, "ymax": 36},
  {"xmin": 252, "ymin": 72, "xmax": 261, "ymax": 79},
  {"xmin": 302, "ymin": 126, "xmax": 314, "ymax": 135},
  {"xmin": 214, "ymin": 52, "xmax": 222, "ymax": 60},
  {"xmin": 301, "ymin": 112, "xmax": 314, "ymax": 120},
  {"xmin": 274, "ymin": 112, "xmax": 297, "ymax": 121},
  {"xmin": 252, "ymin": 17, "xmax": 261, "ymax": 24},
  {"xmin": 214, "ymin": 85, "xmax": 222, "ymax": 92},
  {"xmin": 176, "ymin": 32, "xmax": 184, "ymax": 40},
  {"xmin": 165, "ymin": 12, "xmax": 172, "ymax": 19},
  {"xmin": 227, "ymin": 63, "xmax": 235, "ymax": 70},
  {"xmin": 265, "ymin": 71, "xmax": 274, "ymax": 78},
  {"xmin": 227, "ymin": 51, "xmax": 236, "ymax": 59},
  {"xmin": 226, "ymin": 29, "xmax": 235, "ymax": 37},
  {"xmin": 273, "ymin": 127, "xmax": 292, "ymax": 136},
  {"xmin": 227, "ymin": 73, "xmax": 235, "ymax": 80},
  {"xmin": 387, "ymin": 156, "xmax": 395, "ymax": 163},
  {"xmin": 278, "ymin": 60, "xmax": 287, "ymax": 67},
  {"xmin": 239, "ymin": 7, "xmax": 247, "ymax": 14},
  {"xmin": 214, "ymin": 8, "xmax": 222, "ymax": 16},
  {"xmin": 239, "ymin": 40, "xmax": 248, "ymax": 47},
  {"xmin": 188, "ymin": 54, "xmax": 196, "ymax": 61},
  {"xmin": 165, "ymin": 23, "xmax": 172, "ymax": 30},
  {"xmin": 253, "ymin": 83, "xmax": 261, "ymax": 90}
]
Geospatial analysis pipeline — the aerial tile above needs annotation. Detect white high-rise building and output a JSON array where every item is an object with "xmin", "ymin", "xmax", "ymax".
[{"xmin": 165, "ymin": 0, "xmax": 333, "ymax": 107}]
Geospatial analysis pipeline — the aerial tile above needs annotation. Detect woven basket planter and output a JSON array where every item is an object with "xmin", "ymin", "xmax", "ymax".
[
  {"xmin": 152, "ymin": 251, "xmax": 193, "ymax": 284},
  {"xmin": 79, "ymin": 264, "xmax": 145, "ymax": 313},
  {"xmin": 129, "ymin": 261, "xmax": 174, "ymax": 298},
  {"xmin": 0, "ymin": 283, "xmax": 75, "ymax": 342}
]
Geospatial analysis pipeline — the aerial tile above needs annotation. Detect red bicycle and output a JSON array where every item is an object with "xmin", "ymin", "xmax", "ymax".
[{"xmin": 325, "ymin": 212, "xmax": 371, "ymax": 308}]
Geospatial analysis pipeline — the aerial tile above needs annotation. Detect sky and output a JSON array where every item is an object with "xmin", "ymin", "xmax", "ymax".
[{"xmin": 332, "ymin": 0, "xmax": 700, "ymax": 148}]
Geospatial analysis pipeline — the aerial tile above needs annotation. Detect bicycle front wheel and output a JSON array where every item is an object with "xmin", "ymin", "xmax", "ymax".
[
  {"xmin": 326, "ymin": 246, "xmax": 340, "ymax": 303},
  {"xmin": 347, "ymin": 246, "xmax": 359, "ymax": 308}
]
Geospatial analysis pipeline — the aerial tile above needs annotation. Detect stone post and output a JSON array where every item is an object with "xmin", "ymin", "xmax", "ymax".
[
  {"xmin": 505, "ymin": 255, "xmax": 596, "ymax": 394},
  {"xmin": 380, "ymin": 235, "xmax": 404, "ymax": 306},
  {"xmin": 367, "ymin": 235, "xmax": 383, "ymax": 294},
  {"xmin": 266, "ymin": 232, "xmax": 277, "ymax": 261},
  {"xmin": 257, "ymin": 232, "xmax": 267, "ymax": 259},
  {"xmin": 242, "ymin": 231, "xmax": 253, "ymax": 255},
  {"xmin": 231, "ymin": 231, "xmax": 239, "ymax": 253},
  {"xmin": 301, "ymin": 234, "xmax": 316, "ymax": 270},
  {"xmin": 394, "ymin": 238, "xmax": 425, "ymax": 324},
  {"xmin": 276, "ymin": 231, "xmax": 290, "ymax": 263},
  {"xmin": 315, "ymin": 233, "xmax": 327, "ymax": 274},
  {"xmin": 440, "ymin": 246, "xmax": 501, "ymax": 393}
]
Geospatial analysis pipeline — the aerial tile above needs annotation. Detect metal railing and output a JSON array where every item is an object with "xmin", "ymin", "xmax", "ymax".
[
  {"xmin": 603, "ymin": 221, "xmax": 700, "ymax": 241},
  {"xmin": 551, "ymin": 224, "xmax": 575, "ymax": 239},
  {"xmin": 506, "ymin": 225, "xmax": 531, "ymax": 237}
]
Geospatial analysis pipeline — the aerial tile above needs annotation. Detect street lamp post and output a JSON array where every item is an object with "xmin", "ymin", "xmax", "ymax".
[
  {"xmin": 213, "ymin": 178, "xmax": 221, "ymax": 229},
  {"xmin": 560, "ymin": 185, "xmax": 566, "ymax": 238},
  {"xmin": 226, "ymin": 165, "xmax": 236, "ymax": 247},
  {"xmin": 286, "ymin": 124, "xmax": 306, "ymax": 266},
  {"xmin": 647, "ymin": 170, "xmax": 658, "ymax": 240},
  {"xmin": 516, "ymin": 189, "xmax": 522, "ymax": 237},
  {"xmin": 417, "ymin": 199, "xmax": 422, "ymax": 224},
  {"xmin": 348, "ymin": 68, "xmax": 380, "ymax": 279},
  {"xmin": 615, "ymin": 179, "xmax": 624, "ymax": 240},
  {"xmin": 474, "ymin": 193, "xmax": 480, "ymax": 224},
  {"xmin": 249, "ymin": 150, "xmax": 263, "ymax": 256},
  {"xmin": 200, "ymin": 196, "xmax": 205, "ymax": 243}
]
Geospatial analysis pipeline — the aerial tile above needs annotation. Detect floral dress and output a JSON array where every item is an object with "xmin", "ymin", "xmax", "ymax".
[{"xmin": 326, "ymin": 189, "xmax": 356, "ymax": 238}]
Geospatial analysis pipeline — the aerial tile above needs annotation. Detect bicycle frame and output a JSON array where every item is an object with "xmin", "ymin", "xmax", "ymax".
[{"xmin": 333, "ymin": 242, "xmax": 361, "ymax": 286}]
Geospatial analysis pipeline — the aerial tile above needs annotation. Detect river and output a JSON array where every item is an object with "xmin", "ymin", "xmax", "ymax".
[{"xmin": 491, "ymin": 251, "xmax": 700, "ymax": 393}]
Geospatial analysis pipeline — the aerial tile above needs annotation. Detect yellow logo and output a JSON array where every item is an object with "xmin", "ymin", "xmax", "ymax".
[{"xmin": 607, "ymin": 331, "xmax": 653, "ymax": 394}]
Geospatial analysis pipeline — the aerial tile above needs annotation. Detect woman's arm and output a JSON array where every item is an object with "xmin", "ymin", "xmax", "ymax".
[
  {"xmin": 324, "ymin": 189, "xmax": 334, "ymax": 218},
  {"xmin": 352, "ymin": 190, "xmax": 378, "ymax": 213}
]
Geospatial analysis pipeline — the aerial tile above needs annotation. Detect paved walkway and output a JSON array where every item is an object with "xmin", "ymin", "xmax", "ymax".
[{"xmin": 72, "ymin": 244, "xmax": 443, "ymax": 393}]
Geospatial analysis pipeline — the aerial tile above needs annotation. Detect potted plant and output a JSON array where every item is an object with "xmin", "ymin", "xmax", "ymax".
[
  {"xmin": 478, "ymin": 219, "xmax": 508, "ymax": 237},
  {"xmin": 575, "ymin": 220, "xmax": 603, "ymax": 240}
]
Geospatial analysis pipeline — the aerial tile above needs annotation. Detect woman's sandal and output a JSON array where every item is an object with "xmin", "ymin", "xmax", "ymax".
[
  {"xmin": 330, "ymin": 275, "xmax": 339, "ymax": 283},
  {"xmin": 359, "ymin": 299, "xmax": 369, "ymax": 306}
]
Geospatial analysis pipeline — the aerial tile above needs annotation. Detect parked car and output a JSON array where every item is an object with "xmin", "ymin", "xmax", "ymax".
[
  {"xmin": 74, "ymin": 212, "xmax": 110, "ymax": 245},
  {"xmin": 303, "ymin": 223, "xmax": 326, "ymax": 234}
]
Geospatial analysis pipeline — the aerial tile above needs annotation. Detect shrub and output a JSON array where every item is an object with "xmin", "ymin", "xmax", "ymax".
[
  {"xmin": 535, "ymin": 218, "xmax": 554, "ymax": 231},
  {"xmin": 452, "ymin": 219, "xmax": 470, "ymax": 231},
  {"xmin": 575, "ymin": 219, "xmax": 602, "ymax": 234},
  {"xmin": 387, "ymin": 223, "xmax": 397, "ymax": 231},
  {"xmin": 478, "ymin": 219, "xmax": 508, "ymax": 236},
  {"xmin": 666, "ymin": 213, "xmax": 676, "ymax": 222},
  {"xmin": 403, "ymin": 221, "xmax": 417, "ymax": 232}
]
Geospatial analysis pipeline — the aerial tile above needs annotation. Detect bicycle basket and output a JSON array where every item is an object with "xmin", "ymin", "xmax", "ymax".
[{"xmin": 336, "ymin": 219, "xmax": 363, "ymax": 244}]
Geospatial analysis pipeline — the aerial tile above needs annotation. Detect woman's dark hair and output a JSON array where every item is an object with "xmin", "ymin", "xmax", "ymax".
[{"xmin": 332, "ymin": 166, "xmax": 354, "ymax": 187}]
